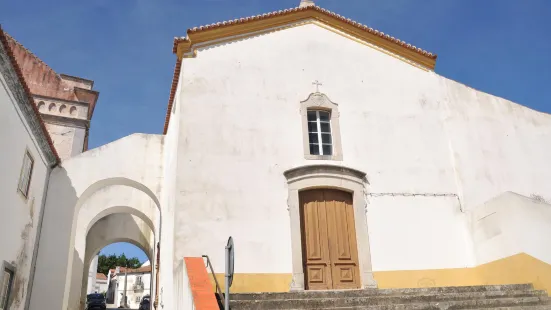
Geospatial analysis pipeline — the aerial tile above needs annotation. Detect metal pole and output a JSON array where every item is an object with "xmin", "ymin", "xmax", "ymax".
[
  {"xmin": 224, "ymin": 245, "xmax": 230, "ymax": 310},
  {"xmin": 123, "ymin": 267, "xmax": 128, "ymax": 308}
]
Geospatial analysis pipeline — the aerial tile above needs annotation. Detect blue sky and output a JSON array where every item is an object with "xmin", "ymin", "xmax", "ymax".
[
  {"xmin": 2, "ymin": 0, "xmax": 550, "ymax": 260},
  {"xmin": 100, "ymin": 242, "xmax": 149, "ymax": 263}
]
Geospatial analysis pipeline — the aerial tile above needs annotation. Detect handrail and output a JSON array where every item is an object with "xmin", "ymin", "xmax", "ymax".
[{"xmin": 202, "ymin": 255, "xmax": 224, "ymax": 305}]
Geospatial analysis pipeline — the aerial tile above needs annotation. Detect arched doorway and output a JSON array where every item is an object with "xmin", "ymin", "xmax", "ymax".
[
  {"xmin": 80, "ymin": 212, "xmax": 155, "ymax": 309},
  {"xmin": 284, "ymin": 164, "xmax": 377, "ymax": 291},
  {"xmin": 66, "ymin": 178, "xmax": 161, "ymax": 310}
]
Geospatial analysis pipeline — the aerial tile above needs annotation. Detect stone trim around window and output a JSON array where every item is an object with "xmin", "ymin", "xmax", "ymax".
[
  {"xmin": 283, "ymin": 164, "xmax": 377, "ymax": 291},
  {"xmin": 0, "ymin": 261, "xmax": 16, "ymax": 310},
  {"xmin": 300, "ymin": 92, "xmax": 343, "ymax": 161}
]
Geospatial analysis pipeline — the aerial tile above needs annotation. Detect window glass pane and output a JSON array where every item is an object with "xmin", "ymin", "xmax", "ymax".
[
  {"xmin": 320, "ymin": 122, "xmax": 331, "ymax": 133},
  {"xmin": 322, "ymin": 144, "xmax": 333, "ymax": 156},
  {"xmin": 307, "ymin": 122, "xmax": 318, "ymax": 133},
  {"xmin": 307, "ymin": 111, "xmax": 317, "ymax": 121},
  {"xmin": 321, "ymin": 133, "xmax": 332, "ymax": 144},
  {"xmin": 318, "ymin": 111, "xmax": 330, "ymax": 121},
  {"xmin": 18, "ymin": 153, "xmax": 33, "ymax": 197},
  {"xmin": 308, "ymin": 133, "xmax": 319, "ymax": 144},
  {"xmin": 309, "ymin": 144, "xmax": 320, "ymax": 155}
]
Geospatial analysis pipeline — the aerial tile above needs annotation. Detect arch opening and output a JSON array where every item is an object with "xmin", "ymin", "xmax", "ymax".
[
  {"xmin": 81, "ymin": 212, "xmax": 155, "ymax": 309},
  {"xmin": 64, "ymin": 177, "xmax": 162, "ymax": 310}
]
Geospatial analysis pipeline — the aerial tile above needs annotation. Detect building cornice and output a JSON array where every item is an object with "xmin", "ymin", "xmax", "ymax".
[
  {"xmin": 0, "ymin": 26, "xmax": 59, "ymax": 165},
  {"xmin": 33, "ymin": 94, "xmax": 90, "ymax": 107},
  {"xmin": 41, "ymin": 113, "xmax": 89, "ymax": 128}
]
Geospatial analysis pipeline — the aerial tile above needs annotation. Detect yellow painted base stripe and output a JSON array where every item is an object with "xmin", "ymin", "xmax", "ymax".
[
  {"xmin": 209, "ymin": 274, "xmax": 293, "ymax": 293},
  {"xmin": 208, "ymin": 253, "xmax": 551, "ymax": 295}
]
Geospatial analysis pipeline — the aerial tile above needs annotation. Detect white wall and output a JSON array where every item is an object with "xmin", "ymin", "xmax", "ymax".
[
  {"xmin": 0, "ymin": 50, "xmax": 51, "ymax": 310},
  {"xmin": 173, "ymin": 21, "xmax": 551, "ymax": 275},
  {"xmin": 87, "ymin": 256, "xmax": 98, "ymax": 294},
  {"xmin": 43, "ymin": 122, "xmax": 86, "ymax": 160},
  {"xmin": 174, "ymin": 259, "xmax": 194, "ymax": 310},
  {"xmin": 472, "ymin": 192, "xmax": 551, "ymax": 266},
  {"xmin": 30, "ymin": 133, "xmax": 164, "ymax": 310}
]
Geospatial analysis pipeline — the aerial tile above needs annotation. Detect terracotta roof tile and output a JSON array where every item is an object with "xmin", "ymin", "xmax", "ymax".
[
  {"xmin": 0, "ymin": 26, "xmax": 60, "ymax": 163},
  {"xmin": 173, "ymin": 5, "xmax": 436, "ymax": 59},
  {"xmin": 96, "ymin": 273, "xmax": 108, "ymax": 280},
  {"xmin": 4, "ymin": 32, "xmax": 99, "ymax": 121},
  {"xmin": 113, "ymin": 265, "xmax": 152, "ymax": 275}
]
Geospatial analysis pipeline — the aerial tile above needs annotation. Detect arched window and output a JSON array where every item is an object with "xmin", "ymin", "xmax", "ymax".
[
  {"xmin": 70, "ymin": 106, "xmax": 77, "ymax": 116},
  {"xmin": 48, "ymin": 103, "xmax": 56, "ymax": 112},
  {"xmin": 59, "ymin": 104, "xmax": 67, "ymax": 114},
  {"xmin": 300, "ymin": 93, "xmax": 343, "ymax": 161},
  {"xmin": 37, "ymin": 101, "xmax": 46, "ymax": 112}
]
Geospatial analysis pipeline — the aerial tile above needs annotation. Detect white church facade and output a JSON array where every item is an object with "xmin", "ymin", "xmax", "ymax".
[{"xmin": 2, "ymin": 1, "xmax": 551, "ymax": 309}]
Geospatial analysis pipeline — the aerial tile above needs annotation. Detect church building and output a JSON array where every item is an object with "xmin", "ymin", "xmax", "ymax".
[{"xmin": 1, "ymin": 0, "xmax": 551, "ymax": 309}]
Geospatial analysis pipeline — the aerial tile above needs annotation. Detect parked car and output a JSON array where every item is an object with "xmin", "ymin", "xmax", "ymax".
[
  {"xmin": 139, "ymin": 295, "xmax": 151, "ymax": 310},
  {"xmin": 86, "ymin": 293, "xmax": 106, "ymax": 310}
]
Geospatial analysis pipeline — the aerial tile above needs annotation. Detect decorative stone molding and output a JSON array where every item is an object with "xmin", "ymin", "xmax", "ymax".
[
  {"xmin": 300, "ymin": 92, "xmax": 343, "ymax": 161},
  {"xmin": 284, "ymin": 164, "xmax": 377, "ymax": 290}
]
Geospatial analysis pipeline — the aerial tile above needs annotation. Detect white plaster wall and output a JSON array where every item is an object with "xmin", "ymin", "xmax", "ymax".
[
  {"xmin": 174, "ymin": 259, "xmax": 194, "ymax": 310},
  {"xmin": 30, "ymin": 133, "xmax": 164, "ymax": 310},
  {"xmin": 0, "ymin": 61, "xmax": 50, "ymax": 310},
  {"xmin": 173, "ymin": 22, "xmax": 551, "ymax": 275},
  {"xmin": 472, "ymin": 192, "xmax": 551, "ymax": 266},
  {"xmin": 158, "ymin": 62, "xmax": 184, "ymax": 310},
  {"xmin": 93, "ymin": 279, "xmax": 108, "ymax": 294},
  {"xmin": 43, "ymin": 122, "xmax": 83, "ymax": 160},
  {"xmin": 440, "ymin": 80, "xmax": 551, "ymax": 210},
  {"xmin": 367, "ymin": 196, "xmax": 472, "ymax": 271},
  {"xmin": 87, "ymin": 256, "xmax": 99, "ymax": 294},
  {"xmin": 112, "ymin": 273, "xmax": 152, "ymax": 309}
]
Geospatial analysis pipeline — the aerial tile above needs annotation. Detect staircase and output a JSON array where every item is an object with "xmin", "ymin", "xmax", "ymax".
[{"xmin": 228, "ymin": 284, "xmax": 550, "ymax": 309}]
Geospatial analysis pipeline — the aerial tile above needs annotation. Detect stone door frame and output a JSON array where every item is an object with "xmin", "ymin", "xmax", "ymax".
[{"xmin": 284, "ymin": 164, "xmax": 377, "ymax": 291}]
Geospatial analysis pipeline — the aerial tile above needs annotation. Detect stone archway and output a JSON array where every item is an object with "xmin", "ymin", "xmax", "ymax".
[
  {"xmin": 65, "ymin": 178, "xmax": 161, "ymax": 310},
  {"xmin": 79, "ymin": 212, "xmax": 155, "ymax": 309}
]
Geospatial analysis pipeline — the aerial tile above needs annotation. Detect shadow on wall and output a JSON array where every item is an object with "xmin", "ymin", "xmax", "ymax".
[{"xmin": 28, "ymin": 166, "xmax": 79, "ymax": 310}]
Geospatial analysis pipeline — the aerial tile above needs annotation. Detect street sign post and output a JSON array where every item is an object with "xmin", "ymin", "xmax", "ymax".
[{"xmin": 225, "ymin": 237, "xmax": 234, "ymax": 310}]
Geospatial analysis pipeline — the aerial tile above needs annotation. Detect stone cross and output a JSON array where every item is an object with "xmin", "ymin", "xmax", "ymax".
[{"xmin": 312, "ymin": 80, "xmax": 322, "ymax": 93}]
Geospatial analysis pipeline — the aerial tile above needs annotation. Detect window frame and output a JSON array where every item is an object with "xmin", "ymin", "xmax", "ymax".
[
  {"xmin": 17, "ymin": 149, "xmax": 34, "ymax": 199},
  {"xmin": 300, "ymin": 93, "xmax": 343, "ymax": 161},
  {"xmin": 0, "ymin": 262, "xmax": 15, "ymax": 310},
  {"xmin": 307, "ymin": 110, "xmax": 333, "ymax": 156}
]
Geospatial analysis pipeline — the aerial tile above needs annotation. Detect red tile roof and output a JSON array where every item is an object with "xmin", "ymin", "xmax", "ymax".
[
  {"xmin": 176, "ymin": 5, "xmax": 436, "ymax": 59},
  {"xmin": 4, "ymin": 32, "xmax": 99, "ymax": 121},
  {"xmin": 0, "ymin": 26, "xmax": 60, "ymax": 163},
  {"xmin": 96, "ymin": 273, "xmax": 108, "ymax": 281}
]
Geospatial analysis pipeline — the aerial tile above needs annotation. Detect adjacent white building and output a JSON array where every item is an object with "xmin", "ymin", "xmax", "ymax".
[
  {"xmin": 106, "ymin": 264, "xmax": 152, "ymax": 309},
  {"xmin": 0, "ymin": 27, "xmax": 59, "ymax": 310}
]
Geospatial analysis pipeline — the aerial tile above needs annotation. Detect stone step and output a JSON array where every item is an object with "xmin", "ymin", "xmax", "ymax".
[
  {"xmin": 230, "ymin": 284, "xmax": 536, "ymax": 301},
  {"xmin": 229, "ymin": 294, "xmax": 548, "ymax": 310},
  {"xmin": 300, "ymin": 303, "xmax": 551, "ymax": 310}
]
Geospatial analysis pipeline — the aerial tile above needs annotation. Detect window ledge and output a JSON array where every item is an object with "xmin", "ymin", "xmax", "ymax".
[{"xmin": 305, "ymin": 154, "xmax": 343, "ymax": 161}]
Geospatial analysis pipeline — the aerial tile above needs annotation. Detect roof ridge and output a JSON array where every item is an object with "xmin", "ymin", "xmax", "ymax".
[
  {"xmin": 4, "ymin": 32, "xmax": 62, "ymax": 80},
  {"xmin": 175, "ymin": 5, "xmax": 435, "ymax": 59}
]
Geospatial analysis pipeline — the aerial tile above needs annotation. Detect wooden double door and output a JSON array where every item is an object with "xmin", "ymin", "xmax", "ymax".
[{"xmin": 300, "ymin": 189, "xmax": 361, "ymax": 290}]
